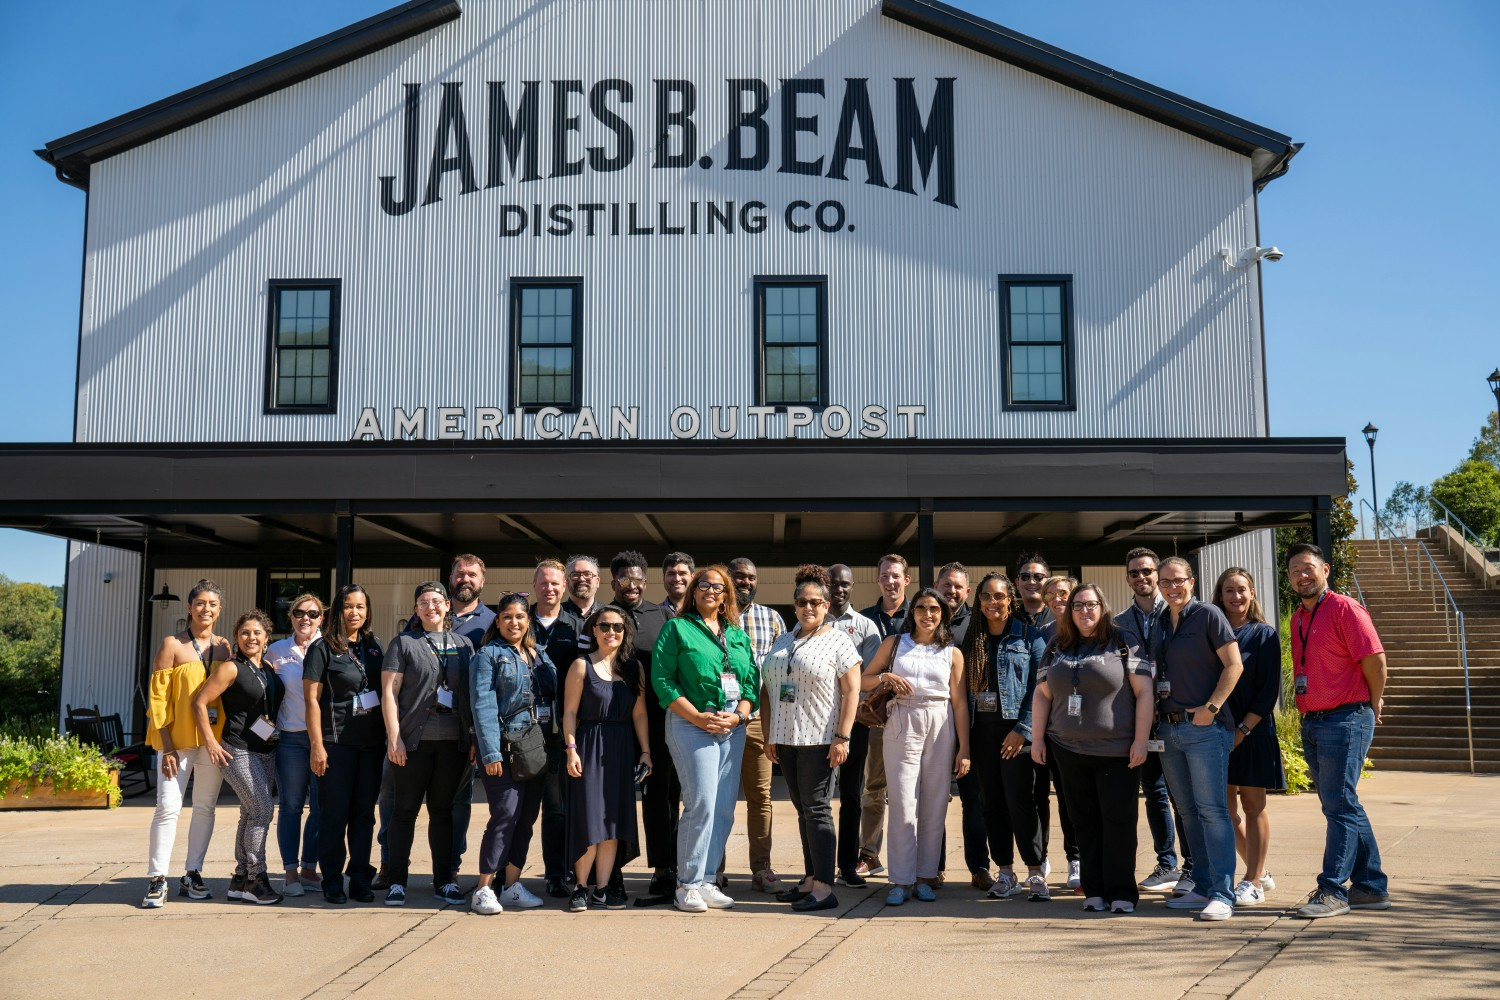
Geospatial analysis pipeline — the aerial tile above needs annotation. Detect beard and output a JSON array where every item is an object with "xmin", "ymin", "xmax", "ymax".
[
  {"xmin": 452, "ymin": 584, "xmax": 480, "ymax": 604},
  {"xmin": 737, "ymin": 585, "xmax": 757, "ymax": 606}
]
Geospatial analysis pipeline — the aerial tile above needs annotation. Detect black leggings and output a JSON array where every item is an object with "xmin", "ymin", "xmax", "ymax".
[{"xmin": 971, "ymin": 715, "xmax": 1045, "ymax": 867}]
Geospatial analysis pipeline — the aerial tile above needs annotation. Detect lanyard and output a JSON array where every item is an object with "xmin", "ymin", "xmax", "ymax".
[
  {"xmin": 423, "ymin": 630, "xmax": 453, "ymax": 690},
  {"xmin": 1295, "ymin": 592, "xmax": 1327, "ymax": 674},
  {"xmin": 786, "ymin": 624, "xmax": 829, "ymax": 675},
  {"xmin": 190, "ymin": 635, "xmax": 220, "ymax": 671},
  {"xmin": 346, "ymin": 637, "xmax": 370, "ymax": 691},
  {"xmin": 240, "ymin": 658, "xmax": 272, "ymax": 715},
  {"xmin": 1133, "ymin": 603, "xmax": 1159, "ymax": 645}
]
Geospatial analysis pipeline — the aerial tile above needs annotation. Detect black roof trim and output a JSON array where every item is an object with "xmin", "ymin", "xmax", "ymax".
[
  {"xmin": 882, "ymin": 0, "xmax": 1300, "ymax": 187},
  {"xmin": 36, "ymin": 0, "xmax": 461, "ymax": 189}
]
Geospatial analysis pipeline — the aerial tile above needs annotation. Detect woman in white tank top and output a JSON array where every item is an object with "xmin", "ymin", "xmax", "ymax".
[{"xmin": 860, "ymin": 588, "xmax": 971, "ymax": 905}]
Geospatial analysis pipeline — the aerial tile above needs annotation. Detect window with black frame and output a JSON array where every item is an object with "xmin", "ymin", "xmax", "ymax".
[
  {"xmin": 510, "ymin": 279, "xmax": 582, "ymax": 411},
  {"xmin": 265, "ymin": 280, "xmax": 339, "ymax": 413},
  {"xmin": 755, "ymin": 277, "xmax": 828, "ymax": 408},
  {"xmin": 1000, "ymin": 275, "xmax": 1074, "ymax": 409}
]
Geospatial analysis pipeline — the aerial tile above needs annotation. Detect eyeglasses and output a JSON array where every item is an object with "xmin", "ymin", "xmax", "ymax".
[
  {"xmin": 696, "ymin": 581, "xmax": 727, "ymax": 594},
  {"xmin": 595, "ymin": 622, "xmax": 626, "ymax": 634},
  {"xmin": 1071, "ymin": 601, "xmax": 1102, "ymax": 612},
  {"xmin": 795, "ymin": 598, "xmax": 827, "ymax": 609},
  {"xmin": 415, "ymin": 598, "xmax": 447, "ymax": 609},
  {"xmin": 1159, "ymin": 577, "xmax": 1193, "ymax": 588},
  {"xmin": 290, "ymin": 609, "xmax": 322, "ymax": 620},
  {"xmin": 978, "ymin": 592, "xmax": 1010, "ymax": 603},
  {"xmin": 1127, "ymin": 568, "xmax": 1156, "ymax": 578},
  {"xmin": 569, "ymin": 571, "xmax": 598, "ymax": 580},
  {"xmin": 912, "ymin": 604, "xmax": 943, "ymax": 615},
  {"xmin": 1016, "ymin": 572, "xmax": 1047, "ymax": 583}
]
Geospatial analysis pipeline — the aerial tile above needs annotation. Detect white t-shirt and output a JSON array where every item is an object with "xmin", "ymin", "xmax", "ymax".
[
  {"xmin": 267, "ymin": 635, "xmax": 319, "ymax": 732},
  {"xmin": 764, "ymin": 627, "xmax": 862, "ymax": 746}
]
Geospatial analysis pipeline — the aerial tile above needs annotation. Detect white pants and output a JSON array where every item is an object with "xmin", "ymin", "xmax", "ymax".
[
  {"xmin": 883, "ymin": 700, "xmax": 955, "ymax": 886},
  {"xmin": 147, "ymin": 746, "xmax": 224, "ymax": 877}
]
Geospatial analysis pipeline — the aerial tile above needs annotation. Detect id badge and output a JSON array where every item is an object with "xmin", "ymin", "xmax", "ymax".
[
  {"xmin": 779, "ymin": 681, "xmax": 797, "ymax": 704},
  {"xmin": 206, "ymin": 706, "xmax": 219, "ymax": 725},
  {"xmin": 1066, "ymin": 693, "xmax": 1083, "ymax": 717},
  {"xmin": 1145, "ymin": 738, "xmax": 1165, "ymax": 753},
  {"xmin": 249, "ymin": 716, "xmax": 276, "ymax": 741},
  {"xmin": 721, "ymin": 671, "xmax": 741, "ymax": 710},
  {"xmin": 1156, "ymin": 679, "xmax": 1171, "ymax": 699},
  {"xmin": 976, "ymin": 692, "xmax": 998, "ymax": 713},
  {"xmin": 1295, "ymin": 675, "xmax": 1308, "ymax": 696},
  {"xmin": 535, "ymin": 703, "xmax": 553, "ymax": 726},
  {"xmin": 436, "ymin": 687, "xmax": 455, "ymax": 710},
  {"xmin": 355, "ymin": 689, "xmax": 380, "ymax": 714}
]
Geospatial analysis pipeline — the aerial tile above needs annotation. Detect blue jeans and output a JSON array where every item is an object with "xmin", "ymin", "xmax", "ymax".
[
  {"xmin": 1302, "ymin": 705, "xmax": 1386, "ymax": 899},
  {"xmin": 275, "ymin": 730, "xmax": 320, "ymax": 871},
  {"xmin": 665, "ymin": 713, "xmax": 745, "ymax": 888},
  {"xmin": 1159, "ymin": 719, "xmax": 1236, "ymax": 905}
]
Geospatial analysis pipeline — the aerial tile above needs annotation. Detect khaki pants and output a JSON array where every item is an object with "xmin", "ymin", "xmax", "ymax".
[
  {"xmin": 883, "ymin": 700, "xmax": 955, "ymax": 886},
  {"xmin": 741, "ymin": 715, "xmax": 773, "ymax": 874},
  {"xmin": 859, "ymin": 724, "xmax": 887, "ymax": 861}
]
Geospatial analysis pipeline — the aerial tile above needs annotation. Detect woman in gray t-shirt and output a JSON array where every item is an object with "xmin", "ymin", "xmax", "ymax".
[{"xmin": 1031, "ymin": 583, "xmax": 1153, "ymax": 913}]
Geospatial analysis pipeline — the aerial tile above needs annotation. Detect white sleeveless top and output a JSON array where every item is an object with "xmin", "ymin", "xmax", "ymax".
[{"xmin": 891, "ymin": 634, "xmax": 954, "ymax": 702}]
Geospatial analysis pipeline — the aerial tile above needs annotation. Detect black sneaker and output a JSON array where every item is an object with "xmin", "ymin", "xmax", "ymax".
[
  {"xmin": 603, "ymin": 884, "xmax": 628, "ymax": 910},
  {"xmin": 587, "ymin": 887, "xmax": 609, "ymax": 909},
  {"xmin": 244, "ymin": 874, "xmax": 284, "ymax": 905},
  {"xmin": 648, "ymin": 869, "xmax": 676, "ymax": 897},
  {"xmin": 180, "ymin": 870, "xmax": 212, "ymax": 899},
  {"xmin": 227, "ymin": 872, "xmax": 247, "ymax": 901},
  {"xmin": 607, "ymin": 869, "xmax": 628, "ymax": 904},
  {"xmin": 434, "ymin": 882, "xmax": 467, "ymax": 905},
  {"xmin": 568, "ymin": 886, "xmax": 590, "ymax": 912},
  {"xmin": 840, "ymin": 870, "xmax": 868, "ymax": 888},
  {"xmin": 544, "ymin": 875, "xmax": 572, "ymax": 898},
  {"xmin": 141, "ymin": 876, "xmax": 168, "ymax": 908},
  {"xmin": 385, "ymin": 885, "xmax": 407, "ymax": 906}
]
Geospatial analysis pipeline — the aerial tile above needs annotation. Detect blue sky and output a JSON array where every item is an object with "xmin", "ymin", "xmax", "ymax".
[{"xmin": 2, "ymin": 0, "xmax": 1497, "ymax": 586}]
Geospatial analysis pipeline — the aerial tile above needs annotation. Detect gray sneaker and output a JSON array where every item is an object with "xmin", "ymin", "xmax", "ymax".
[
  {"xmin": 1295, "ymin": 888, "xmax": 1350, "ymax": 919},
  {"xmin": 1139, "ymin": 864, "xmax": 1180, "ymax": 890},
  {"xmin": 1348, "ymin": 886, "xmax": 1391, "ymax": 910}
]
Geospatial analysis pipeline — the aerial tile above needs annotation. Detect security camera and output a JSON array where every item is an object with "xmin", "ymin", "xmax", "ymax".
[
  {"xmin": 1262, "ymin": 246, "xmax": 1284, "ymax": 262},
  {"xmin": 1220, "ymin": 246, "xmax": 1285, "ymax": 269}
]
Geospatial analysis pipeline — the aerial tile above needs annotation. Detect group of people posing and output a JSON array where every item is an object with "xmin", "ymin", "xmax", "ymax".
[{"xmin": 140, "ymin": 541, "xmax": 1389, "ymax": 922}]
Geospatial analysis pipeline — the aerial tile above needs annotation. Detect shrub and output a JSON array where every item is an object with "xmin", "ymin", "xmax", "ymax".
[{"xmin": 0, "ymin": 733, "xmax": 122, "ymax": 807}]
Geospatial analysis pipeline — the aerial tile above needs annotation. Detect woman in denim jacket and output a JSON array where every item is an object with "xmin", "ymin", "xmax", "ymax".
[
  {"xmin": 468, "ymin": 593, "xmax": 558, "ymax": 915},
  {"xmin": 959, "ymin": 573, "xmax": 1049, "ymax": 901}
]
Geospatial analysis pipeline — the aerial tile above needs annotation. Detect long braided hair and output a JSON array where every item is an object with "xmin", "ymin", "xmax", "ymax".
[{"xmin": 960, "ymin": 572, "xmax": 1013, "ymax": 695}]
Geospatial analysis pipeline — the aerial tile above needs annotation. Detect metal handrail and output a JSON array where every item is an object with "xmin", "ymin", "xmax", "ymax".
[
  {"xmin": 1421, "ymin": 496, "xmax": 1494, "ymax": 564},
  {"xmin": 1416, "ymin": 541, "xmax": 1475, "ymax": 774},
  {"xmin": 1351, "ymin": 572, "xmax": 1366, "ymax": 607},
  {"xmin": 1359, "ymin": 498, "xmax": 1416, "ymax": 589}
]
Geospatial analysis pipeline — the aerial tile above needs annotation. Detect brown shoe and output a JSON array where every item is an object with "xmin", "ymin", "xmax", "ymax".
[
  {"xmin": 971, "ymin": 870, "xmax": 995, "ymax": 891},
  {"xmin": 855, "ymin": 856, "xmax": 885, "ymax": 878},
  {"xmin": 370, "ymin": 866, "xmax": 391, "ymax": 891}
]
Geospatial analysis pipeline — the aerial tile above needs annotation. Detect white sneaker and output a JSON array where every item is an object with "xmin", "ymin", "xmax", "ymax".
[
  {"xmin": 1234, "ymin": 880, "xmax": 1265, "ymax": 906},
  {"xmin": 1040, "ymin": 859, "xmax": 1052, "ymax": 879},
  {"xmin": 674, "ymin": 885, "xmax": 708, "ymax": 913},
  {"xmin": 499, "ymin": 881, "xmax": 544, "ymax": 909},
  {"xmin": 1066, "ymin": 860, "xmax": 1081, "ymax": 891},
  {"xmin": 1196, "ymin": 899, "xmax": 1233, "ymax": 921},
  {"xmin": 1259, "ymin": 871, "xmax": 1276, "ymax": 892},
  {"xmin": 470, "ymin": 886, "xmax": 503, "ymax": 915},
  {"xmin": 1164, "ymin": 891, "xmax": 1210, "ymax": 910},
  {"xmin": 987, "ymin": 871, "xmax": 1020, "ymax": 899},
  {"xmin": 700, "ymin": 882, "xmax": 735, "ymax": 909},
  {"xmin": 281, "ymin": 877, "xmax": 305, "ymax": 898}
]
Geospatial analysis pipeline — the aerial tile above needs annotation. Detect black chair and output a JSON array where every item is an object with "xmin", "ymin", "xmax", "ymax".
[{"xmin": 68, "ymin": 704, "xmax": 154, "ymax": 798}]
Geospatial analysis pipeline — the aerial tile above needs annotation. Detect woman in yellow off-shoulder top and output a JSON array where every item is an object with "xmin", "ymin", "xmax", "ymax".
[{"xmin": 141, "ymin": 579, "xmax": 230, "ymax": 909}]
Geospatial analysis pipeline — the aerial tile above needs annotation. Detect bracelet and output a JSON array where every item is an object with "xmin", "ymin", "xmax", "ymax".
[
  {"xmin": 833, "ymin": 734, "xmax": 851, "ymax": 742},
  {"xmin": 564, "ymin": 743, "xmax": 577, "ymax": 750}
]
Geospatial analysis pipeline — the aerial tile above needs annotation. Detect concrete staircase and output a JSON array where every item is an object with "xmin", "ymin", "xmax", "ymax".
[{"xmin": 1350, "ymin": 538, "xmax": 1500, "ymax": 773}]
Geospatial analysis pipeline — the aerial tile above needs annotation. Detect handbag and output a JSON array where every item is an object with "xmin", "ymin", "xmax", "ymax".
[
  {"xmin": 500, "ymin": 656, "xmax": 549, "ymax": 780},
  {"xmin": 855, "ymin": 649, "xmax": 896, "ymax": 729}
]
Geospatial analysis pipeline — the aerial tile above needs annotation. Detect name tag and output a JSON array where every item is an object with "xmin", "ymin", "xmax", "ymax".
[
  {"xmin": 436, "ymin": 687, "xmax": 454, "ymax": 710},
  {"xmin": 1066, "ymin": 693, "xmax": 1083, "ymax": 717},
  {"xmin": 721, "ymin": 671, "xmax": 741, "ymax": 710},
  {"xmin": 249, "ymin": 716, "xmax": 276, "ymax": 741},
  {"xmin": 1295, "ymin": 675, "xmax": 1308, "ymax": 696},
  {"xmin": 1156, "ymin": 679, "xmax": 1171, "ymax": 698},
  {"xmin": 1145, "ymin": 738, "xmax": 1166, "ymax": 753},
  {"xmin": 976, "ymin": 692, "xmax": 998, "ymax": 713},
  {"xmin": 535, "ymin": 703, "xmax": 553, "ymax": 726},
  {"xmin": 353, "ymin": 689, "xmax": 380, "ymax": 715},
  {"xmin": 206, "ymin": 707, "xmax": 219, "ymax": 725},
  {"xmin": 779, "ymin": 681, "xmax": 797, "ymax": 704}
]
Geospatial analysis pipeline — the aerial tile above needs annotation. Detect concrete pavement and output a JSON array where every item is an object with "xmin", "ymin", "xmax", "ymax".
[{"xmin": 1, "ymin": 770, "xmax": 1496, "ymax": 999}]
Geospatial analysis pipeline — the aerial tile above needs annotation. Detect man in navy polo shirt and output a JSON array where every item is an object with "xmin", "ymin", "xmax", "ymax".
[{"xmin": 1151, "ymin": 556, "xmax": 1244, "ymax": 922}]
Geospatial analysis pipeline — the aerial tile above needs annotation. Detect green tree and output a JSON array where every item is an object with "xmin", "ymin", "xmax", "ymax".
[
  {"xmin": 0, "ymin": 575, "xmax": 64, "ymax": 724},
  {"xmin": 1469, "ymin": 410, "xmax": 1500, "ymax": 470},
  {"xmin": 1382, "ymin": 479, "xmax": 1431, "ymax": 528},
  {"xmin": 1430, "ymin": 459, "xmax": 1500, "ymax": 544}
]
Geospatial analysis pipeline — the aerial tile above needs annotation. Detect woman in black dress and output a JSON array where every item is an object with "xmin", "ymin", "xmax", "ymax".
[
  {"xmin": 562, "ymin": 605, "xmax": 651, "ymax": 912},
  {"xmin": 1213, "ymin": 567, "xmax": 1285, "ymax": 908}
]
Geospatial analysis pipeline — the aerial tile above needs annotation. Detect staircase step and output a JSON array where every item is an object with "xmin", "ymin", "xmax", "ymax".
[{"xmin": 1362, "ymin": 758, "xmax": 1500, "ymax": 774}]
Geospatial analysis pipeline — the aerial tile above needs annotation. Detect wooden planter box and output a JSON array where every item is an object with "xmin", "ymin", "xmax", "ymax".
[{"xmin": 0, "ymin": 771, "xmax": 119, "ymax": 810}]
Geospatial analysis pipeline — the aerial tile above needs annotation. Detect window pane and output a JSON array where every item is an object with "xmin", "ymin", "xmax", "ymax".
[
  {"xmin": 800, "ymin": 286, "xmax": 817, "ymax": 315},
  {"xmin": 1043, "ymin": 286, "xmax": 1060, "ymax": 314},
  {"xmin": 799, "ymin": 373, "xmax": 817, "ymax": 403},
  {"xmin": 310, "ymin": 377, "xmax": 329, "ymax": 404},
  {"xmin": 521, "ymin": 289, "xmax": 539, "ymax": 317},
  {"xmin": 313, "ymin": 351, "xmax": 329, "ymax": 376}
]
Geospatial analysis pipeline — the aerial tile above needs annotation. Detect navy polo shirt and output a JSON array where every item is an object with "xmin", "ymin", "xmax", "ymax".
[{"xmin": 1149, "ymin": 599, "xmax": 1238, "ymax": 727}]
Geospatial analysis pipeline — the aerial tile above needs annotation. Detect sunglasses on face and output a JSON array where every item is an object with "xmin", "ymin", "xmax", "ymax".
[
  {"xmin": 1127, "ymin": 568, "xmax": 1156, "ymax": 578},
  {"xmin": 1016, "ymin": 573, "xmax": 1047, "ymax": 583},
  {"xmin": 696, "ymin": 581, "xmax": 727, "ymax": 594},
  {"xmin": 795, "ymin": 598, "xmax": 826, "ymax": 609},
  {"xmin": 979, "ymin": 592, "xmax": 1010, "ymax": 602},
  {"xmin": 595, "ymin": 622, "xmax": 626, "ymax": 634},
  {"xmin": 291, "ymin": 609, "xmax": 322, "ymax": 620}
]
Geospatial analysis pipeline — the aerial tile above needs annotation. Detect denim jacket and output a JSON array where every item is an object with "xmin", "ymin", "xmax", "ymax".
[
  {"xmin": 469, "ymin": 639, "xmax": 558, "ymax": 766},
  {"xmin": 970, "ymin": 618, "xmax": 1047, "ymax": 738}
]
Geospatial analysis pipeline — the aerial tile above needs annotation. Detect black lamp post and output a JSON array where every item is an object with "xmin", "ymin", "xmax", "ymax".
[
  {"xmin": 1488, "ymin": 368, "xmax": 1500, "ymax": 414},
  {"xmin": 1363, "ymin": 422, "xmax": 1379, "ymax": 539}
]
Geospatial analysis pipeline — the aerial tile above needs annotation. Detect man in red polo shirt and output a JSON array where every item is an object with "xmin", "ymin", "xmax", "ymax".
[{"xmin": 1285, "ymin": 543, "xmax": 1390, "ymax": 919}]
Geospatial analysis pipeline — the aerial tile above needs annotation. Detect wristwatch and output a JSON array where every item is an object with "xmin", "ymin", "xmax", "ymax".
[
  {"xmin": 734, "ymin": 710, "xmax": 749, "ymax": 727},
  {"xmin": 1237, "ymin": 723, "xmax": 1251, "ymax": 736},
  {"xmin": 832, "ymin": 733, "xmax": 851, "ymax": 743},
  {"xmin": 1206, "ymin": 702, "xmax": 1222, "ymax": 716}
]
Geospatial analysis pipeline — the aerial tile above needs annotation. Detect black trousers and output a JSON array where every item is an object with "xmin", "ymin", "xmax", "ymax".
[
  {"xmin": 317, "ymin": 743, "xmax": 384, "ymax": 893},
  {"xmin": 640, "ymin": 694, "xmax": 681, "ymax": 871},
  {"xmin": 1036, "ymin": 754, "xmax": 1080, "ymax": 862},
  {"xmin": 539, "ymin": 732, "xmax": 569, "ymax": 878},
  {"xmin": 971, "ymin": 715, "xmax": 1045, "ymax": 867},
  {"xmin": 835, "ymin": 720, "xmax": 870, "ymax": 874},
  {"xmin": 779, "ymin": 744, "xmax": 837, "ymax": 886},
  {"xmin": 386, "ymin": 739, "xmax": 467, "ymax": 889},
  {"xmin": 1051, "ymin": 741, "xmax": 1139, "ymax": 905}
]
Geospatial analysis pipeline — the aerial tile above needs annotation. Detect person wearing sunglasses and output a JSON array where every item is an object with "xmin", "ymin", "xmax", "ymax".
[
  {"xmin": 761, "ymin": 565, "xmax": 863, "ymax": 913},
  {"xmin": 267, "ymin": 593, "xmax": 325, "ymax": 897},
  {"xmin": 1031, "ymin": 585, "xmax": 1153, "ymax": 914},
  {"xmin": 651, "ymin": 565, "xmax": 757, "ymax": 913},
  {"xmin": 1150, "ymin": 557, "xmax": 1244, "ymax": 922},
  {"xmin": 562, "ymin": 605, "xmax": 651, "ymax": 912},
  {"xmin": 379, "ymin": 582, "xmax": 475, "ymax": 908},
  {"xmin": 1040, "ymin": 577, "xmax": 1077, "ymax": 640},
  {"xmin": 863, "ymin": 588, "xmax": 971, "ymax": 906},
  {"xmin": 1011, "ymin": 554, "xmax": 1056, "ymax": 631}
]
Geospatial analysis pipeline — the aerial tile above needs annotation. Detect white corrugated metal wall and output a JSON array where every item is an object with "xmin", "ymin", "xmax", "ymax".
[
  {"xmin": 59, "ymin": 542, "xmax": 142, "ymax": 729},
  {"xmin": 75, "ymin": 0, "xmax": 1268, "ymax": 444},
  {"xmin": 1195, "ymin": 529, "xmax": 1279, "ymax": 626}
]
